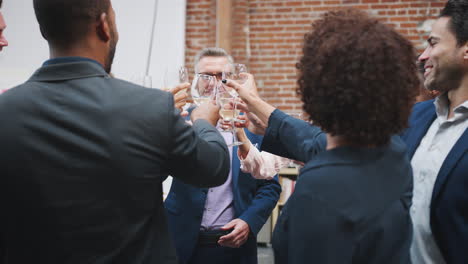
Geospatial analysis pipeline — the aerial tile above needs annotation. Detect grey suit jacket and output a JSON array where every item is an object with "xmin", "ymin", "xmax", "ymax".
[{"xmin": 0, "ymin": 60, "xmax": 229, "ymax": 264}]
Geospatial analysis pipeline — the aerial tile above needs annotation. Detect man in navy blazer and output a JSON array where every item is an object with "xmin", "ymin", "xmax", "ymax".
[
  {"xmin": 164, "ymin": 48, "xmax": 281, "ymax": 264},
  {"xmin": 401, "ymin": 1, "xmax": 468, "ymax": 263}
]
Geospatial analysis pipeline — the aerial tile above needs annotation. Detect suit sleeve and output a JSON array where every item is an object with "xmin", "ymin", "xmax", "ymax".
[
  {"xmin": 238, "ymin": 177, "xmax": 281, "ymax": 235},
  {"xmin": 274, "ymin": 193, "xmax": 355, "ymax": 264},
  {"xmin": 166, "ymin": 98, "xmax": 230, "ymax": 188},
  {"xmin": 261, "ymin": 109, "xmax": 326, "ymax": 162}
]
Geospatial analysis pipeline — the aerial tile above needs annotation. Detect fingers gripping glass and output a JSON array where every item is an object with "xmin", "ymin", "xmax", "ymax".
[
  {"xmin": 191, "ymin": 74, "xmax": 217, "ymax": 106},
  {"xmin": 221, "ymin": 63, "xmax": 248, "ymax": 124},
  {"xmin": 217, "ymin": 87, "xmax": 244, "ymax": 147}
]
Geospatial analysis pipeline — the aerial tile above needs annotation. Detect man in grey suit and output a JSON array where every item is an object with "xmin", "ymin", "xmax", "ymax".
[{"xmin": 0, "ymin": 0, "xmax": 229, "ymax": 263}]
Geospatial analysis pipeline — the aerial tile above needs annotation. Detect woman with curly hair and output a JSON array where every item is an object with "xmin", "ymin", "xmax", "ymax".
[{"xmin": 225, "ymin": 8, "xmax": 419, "ymax": 264}]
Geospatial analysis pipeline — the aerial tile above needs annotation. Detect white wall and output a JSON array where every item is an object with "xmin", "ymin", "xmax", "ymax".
[
  {"xmin": 0, "ymin": 0, "xmax": 186, "ymax": 89},
  {"xmin": 0, "ymin": 0, "xmax": 186, "ymax": 193}
]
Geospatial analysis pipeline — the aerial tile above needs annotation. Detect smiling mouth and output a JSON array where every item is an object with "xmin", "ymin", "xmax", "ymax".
[{"xmin": 424, "ymin": 66, "xmax": 433, "ymax": 77}]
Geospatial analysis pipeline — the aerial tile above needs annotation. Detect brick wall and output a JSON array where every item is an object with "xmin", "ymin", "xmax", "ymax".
[{"xmin": 185, "ymin": 0, "xmax": 446, "ymax": 111}]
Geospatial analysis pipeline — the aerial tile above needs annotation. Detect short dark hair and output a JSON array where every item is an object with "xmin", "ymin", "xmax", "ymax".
[
  {"xmin": 33, "ymin": 0, "xmax": 110, "ymax": 47},
  {"xmin": 0, "ymin": 0, "xmax": 3, "ymax": 8},
  {"xmin": 297, "ymin": 9, "xmax": 419, "ymax": 146},
  {"xmin": 440, "ymin": 0, "xmax": 468, "ymax": 46}
]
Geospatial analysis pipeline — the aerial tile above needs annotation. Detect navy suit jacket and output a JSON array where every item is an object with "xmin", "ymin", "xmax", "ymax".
[
  {"xmin": 263, "ymin": 110, "xmax": 412, "ymax": 263},
  {"xmin": 264, "ymin": 105, "xmax": 468, "ymax": 264},
  {"xmin": 401, "ymin": 100, "xmax": 468, "ymax": 264},
  {"xmin": 164, "ymin": 129, "xmax": 281, "ymax": 264}
]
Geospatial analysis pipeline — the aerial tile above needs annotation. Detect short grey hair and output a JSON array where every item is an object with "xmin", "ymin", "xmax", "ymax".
[{"xmin": 193, "ymin": 47, "xmax": 234, "ymax": 73}]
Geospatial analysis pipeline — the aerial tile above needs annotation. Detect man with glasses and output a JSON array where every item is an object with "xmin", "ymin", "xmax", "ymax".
[{"xmin": 164, "ymin": 47, "xmax": 281, "ymax": 264}]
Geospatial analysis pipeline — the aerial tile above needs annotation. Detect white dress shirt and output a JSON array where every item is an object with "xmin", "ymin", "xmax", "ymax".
[{"xmin": 410, "ymin": 95, "xmax": 468, "ymax": 264}]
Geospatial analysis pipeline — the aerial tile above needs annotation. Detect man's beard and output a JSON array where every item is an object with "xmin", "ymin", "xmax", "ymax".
[
  {"xmin": 104, "ymin": 30, "xmax": 117, "ymax": 74},
  {"xmin": 425, "ymin": 64, "xmax": 463, "ymax": 94},
  {"xmin": 104, "ymin": 37, "xmax": 117, "ymax": 73}
]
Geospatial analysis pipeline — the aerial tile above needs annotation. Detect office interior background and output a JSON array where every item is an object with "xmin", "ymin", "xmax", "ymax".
[
  {"xmin": 1, "ymin": 0, "xmax": 445, "ymax": 110},
  {"xmin": 0, "ymin": 0, "xmax": 447, "ymax": 261}
]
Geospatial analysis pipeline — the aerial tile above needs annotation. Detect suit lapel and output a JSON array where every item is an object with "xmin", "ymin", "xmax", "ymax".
[
  {"xmin": 406, "ymin": 107, "xmax": 437, "ymax": 159},
  {"xmin": 432, "ymin": 128, "xmax": 468, "ymax": 203}
]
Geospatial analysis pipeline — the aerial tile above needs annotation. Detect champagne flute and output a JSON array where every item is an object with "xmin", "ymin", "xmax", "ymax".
[
  {"xmin": 217, "ymin": 86, "xmax": 243, "ymax": 147},
  {"xmin": 162, "ymin": 66, "xmax": 189, "ymax": 90},
  {"xmin": 178, "ymin": 66, "xmax": 193, "ymax": 110},
  {"xmin": 191, "ymin": 74, "xmax": 217, "ymax": 106},
  {"xmin": 162, "ymin": 66, "xmax": 192, "ymax": 111},
  {"xmin": 179, "ymin": 66, "xmax": 189, "ymax": 83},
  {"xmin": 222, "ymin": 63, "xmax": 248, "ymax": 94},
  {"xmin": 221, "ymin": 63, "xmax": 248, "ymax": 123}
]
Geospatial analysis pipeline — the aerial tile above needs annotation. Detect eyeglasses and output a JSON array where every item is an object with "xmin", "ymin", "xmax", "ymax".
[{"xmin": 198, "ymin": 72, "xmax": 227, "ymax": 81}]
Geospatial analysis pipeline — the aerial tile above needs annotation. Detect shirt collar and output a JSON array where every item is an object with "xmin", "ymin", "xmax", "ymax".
[
  {"xmin": 43, "ymin": 56, "xmax": 103, "ymax": 69},
  {"xmin": 434, "ymin": 93, "xmax": 468, "ymax": 121}
]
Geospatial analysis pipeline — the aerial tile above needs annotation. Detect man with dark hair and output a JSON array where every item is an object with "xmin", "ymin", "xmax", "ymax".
[
  {"xmin": 33, "ymin": 0, "xmax": 117, "ymax": 73},
  {"xmin": 0, "ymin": 0, "xmax": 230, "ymax": 263},
  {"xmin": 0, "ymin": 0, "xmax": 8, "ymax": 52},
  {"xmin": 406, "ymin": 0, "xmax": 468, "ymax": 263}
]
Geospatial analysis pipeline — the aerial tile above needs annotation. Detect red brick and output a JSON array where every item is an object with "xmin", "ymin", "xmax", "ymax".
[{"xmin": 186, "ymin": 0, "xmax": 447, "ymax": 110}]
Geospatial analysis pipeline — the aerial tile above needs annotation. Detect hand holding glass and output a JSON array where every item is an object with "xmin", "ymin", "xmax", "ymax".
[
  {"xmin": 191, "ymin": 74, "xmax": 217, "ymax": 106},
  {"xmin": 217, "ymin": 86, "xmax": 244, "ymax": 146}
]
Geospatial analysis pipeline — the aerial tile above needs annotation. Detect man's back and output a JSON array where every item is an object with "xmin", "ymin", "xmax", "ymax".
[{"xmin": 0, "ymin": 61, "xmax": 229, "ymax": 263}]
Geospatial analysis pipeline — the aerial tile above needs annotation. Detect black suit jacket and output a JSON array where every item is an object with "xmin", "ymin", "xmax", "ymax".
[{"xmin": 0, "ymin": 60, "xmax": 229, "ymax": 264}]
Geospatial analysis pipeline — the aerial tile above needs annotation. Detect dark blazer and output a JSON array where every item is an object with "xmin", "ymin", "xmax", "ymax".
[
  {"xmin": 0, "ymin": 60, "xmax": 230, "ymax": 264},
  {"xmin": 164, "ymin": 129, "xmax": 281, "ymax": 264},
  {"xmin": 401, "ymin": 100, "xmax": 468, "ymax": 264},
  {"xmin": 263, "ymin": 110, "xmax": 412, "ymax": 264}
]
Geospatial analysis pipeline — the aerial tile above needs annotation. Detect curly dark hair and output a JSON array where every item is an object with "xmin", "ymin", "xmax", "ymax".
[{"xmin": 296, "ymin": 9, "xmax": 419, "ymax": 146}]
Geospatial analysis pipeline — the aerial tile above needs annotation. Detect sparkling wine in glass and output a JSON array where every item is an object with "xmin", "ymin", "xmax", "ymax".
[
  {"xmin": 191, "ymin": 74, "xmax": 217, "ymax": 106},
  {"xmin": 217, "ymin": 86, "xmax": 243, "ymax": 147},
  {"xmin": 221, "ymin": 63, "xmax": 248, "ymax": 123}
]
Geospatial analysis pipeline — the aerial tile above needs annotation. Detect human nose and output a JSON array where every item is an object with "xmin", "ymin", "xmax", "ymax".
[{"xmin": 418, "ymin": 46, "xmax": 430, "ymax": 63}]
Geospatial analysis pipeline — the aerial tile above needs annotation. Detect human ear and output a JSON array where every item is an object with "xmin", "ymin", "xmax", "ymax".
[{"xmin": 96, "ymin": 13, "xmax": 111, "ymax": 43}]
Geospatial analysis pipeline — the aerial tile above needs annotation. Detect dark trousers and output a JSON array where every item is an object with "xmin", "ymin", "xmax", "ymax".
[
  {"xmin": 187, "ymin": 234, "xmax": 257, "ymax": 264},
  {"xmin": 187, "ymin": 244, "xmax": 241, "ymax": 264}
]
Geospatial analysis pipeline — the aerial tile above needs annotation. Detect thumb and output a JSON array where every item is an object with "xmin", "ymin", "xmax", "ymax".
[
  {"xmin": 222, "ymin": 79, "xmax": 240, "ymax": 92},
  {"xmin": 220, "ymin": 220, "xmax": 237, "ymax": 230}
]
